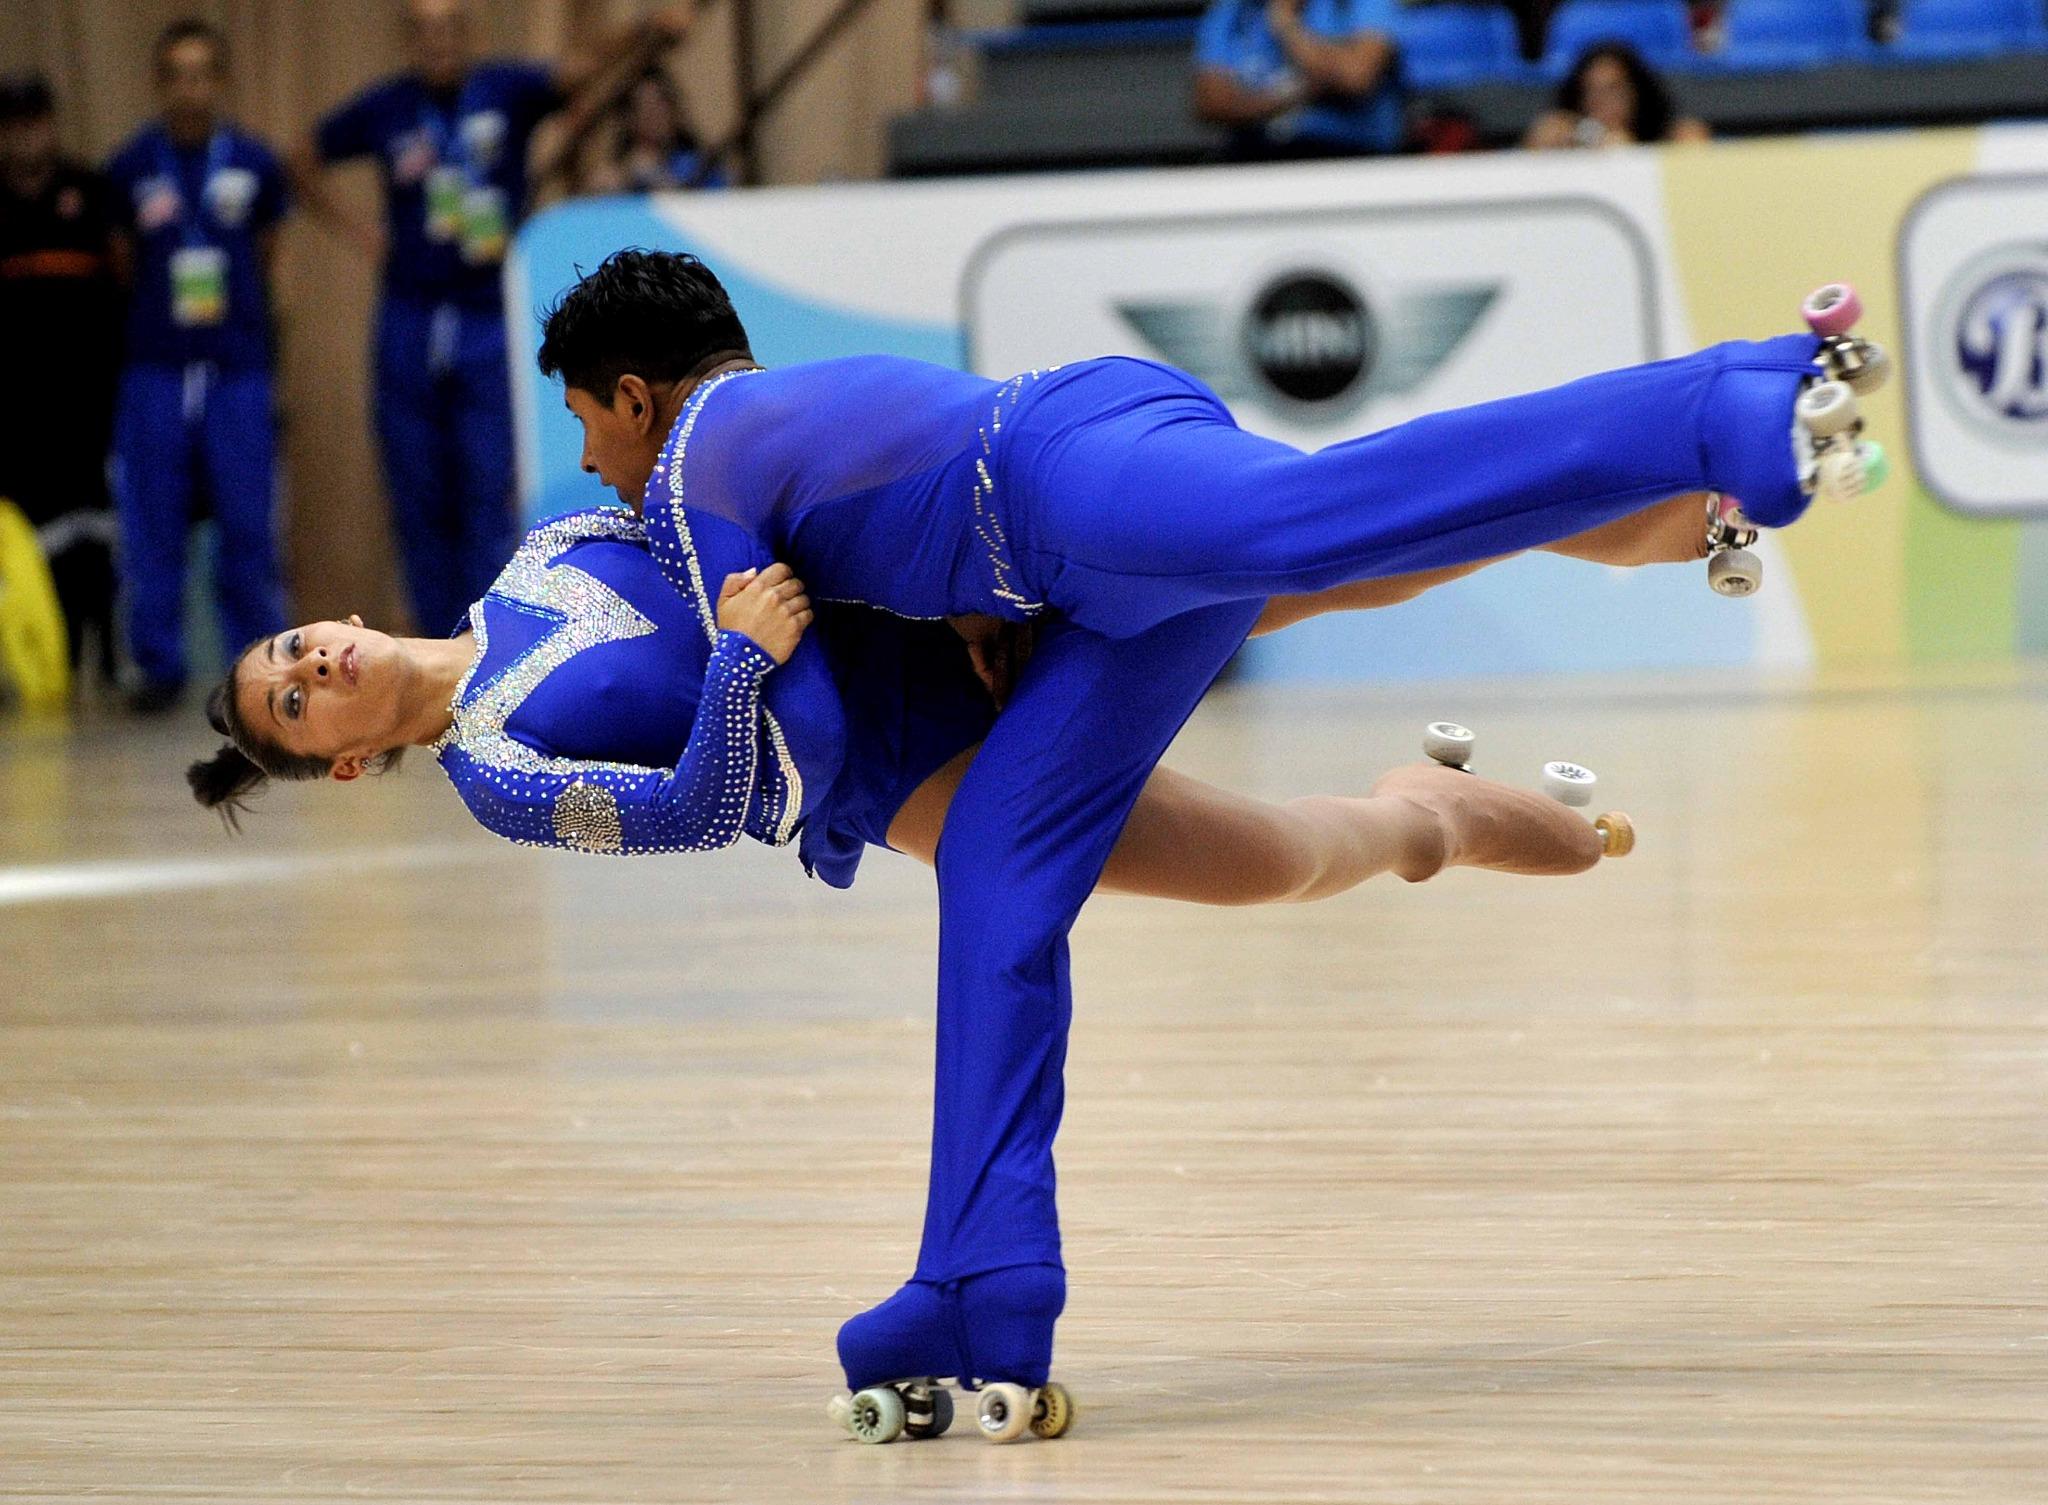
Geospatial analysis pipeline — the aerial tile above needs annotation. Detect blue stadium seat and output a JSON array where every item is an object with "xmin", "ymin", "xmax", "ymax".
[
  {"xmin": 1715, "ymin": 0, "xmax": 1870, "ymax": 67},
  {"xmin": 1542, "ymin": 0, "xmax": 1700, "ymax": 72},
  {"xmin": 1888, "ymin": 0, "xmax": 2037, "ymax": 54},
  {"xmin": 1397, "ymin": 4, "xmax": 1526, "ymax": 88}
]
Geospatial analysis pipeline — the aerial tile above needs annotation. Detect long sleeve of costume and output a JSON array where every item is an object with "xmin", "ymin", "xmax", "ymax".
[{"xmin": 442, "ymin": 628, "xmax": 778, "ymax": 855}]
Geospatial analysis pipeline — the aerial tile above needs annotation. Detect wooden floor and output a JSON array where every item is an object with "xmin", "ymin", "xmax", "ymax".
[{"xmin": 3, "ymin": 669, "xmax": 2045, "ymax": 1503}]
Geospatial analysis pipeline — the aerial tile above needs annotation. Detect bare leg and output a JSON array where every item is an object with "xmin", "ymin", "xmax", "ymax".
[
  {"xmin": 1251, "ymin": 491, "xmax": 1712, "ymax": 637},
  {"xmin": 887, "ymin": 750, "xmax": 1603, "ymax": 906}
]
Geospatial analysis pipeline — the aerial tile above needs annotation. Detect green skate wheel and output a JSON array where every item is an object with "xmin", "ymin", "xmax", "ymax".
[{"xmin": 1860, "ymin": 441, "xmax": 1889, "ymax": 492}]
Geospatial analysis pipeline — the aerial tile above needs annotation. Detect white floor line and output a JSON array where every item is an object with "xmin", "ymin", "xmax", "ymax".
[{"xmin": 0, "ymin": 844, "xmax": 481, "ymax": 907}]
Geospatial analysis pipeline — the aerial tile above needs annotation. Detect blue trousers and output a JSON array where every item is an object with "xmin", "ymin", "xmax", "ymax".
[
  {"xmin": 1001, "ymin": 336, "xmax": 1827, "ymax": 638},
  {"xmin": 838, "ymin": 334, "xmax": 1828, "ymax": 1390},
  {"xmin": 375, "ymin": 297, "xmax": 518, "ymax": 637},
  {"xmin": 113, "ymin": 362, "xmax": 285, "ymax": 688}
]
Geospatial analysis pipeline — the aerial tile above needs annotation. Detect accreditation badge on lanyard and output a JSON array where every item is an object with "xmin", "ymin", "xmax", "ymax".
[
  {"xmin": 458, "ymin": 184, "xmax": 507, "ymax": 265},
  {"xmin": 170, "ymin": 246, "xmax": 228, "ymax": 326},
  {"xmin": 421, "ymin": 87, "xmax": 510, "ymax": 264},
  {"xmin": 425, "ymin": 163, "xmax": 467, "ymax": 243},
  {"xmin": 164, "ymin": 130, "xmax": 231, "ymax": 327}
]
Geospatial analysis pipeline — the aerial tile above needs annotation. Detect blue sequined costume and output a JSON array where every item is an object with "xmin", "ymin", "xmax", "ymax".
[
  {"xmin": 450, "ymin": 338, "xmax": 1831, "ymax": 1395},
  {"xmin": 433, "ymin": 506, "xmax": 997, "ymax": 887}
]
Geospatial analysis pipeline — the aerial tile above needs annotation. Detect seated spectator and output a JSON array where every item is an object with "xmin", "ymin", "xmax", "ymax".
[
  {"xmin": 1193, "ymin": 0, "xmax": 1405, "ymax": 160},
  {"xmin": 577, "ymin": 66, "xmax": 726, "ymax": 194},
  {"xmin": 1524, "ymin": 42, "xmax": 1710, "ymax": 148}
]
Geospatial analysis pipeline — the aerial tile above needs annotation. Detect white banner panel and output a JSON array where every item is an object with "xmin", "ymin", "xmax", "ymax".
[{"xmin": 1901, "ymin": 172, "xmax": 2048, "ymax": 516}]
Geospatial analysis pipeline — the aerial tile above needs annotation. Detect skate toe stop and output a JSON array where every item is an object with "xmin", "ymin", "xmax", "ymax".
[{"xmin": 1595, "ymin": 812, "xmax": 1635, "ymax": 858}]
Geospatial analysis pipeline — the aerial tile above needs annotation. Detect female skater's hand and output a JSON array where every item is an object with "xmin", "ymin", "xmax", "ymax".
[{"xmin": 718, "ymin": 564, "xmax": 812, "ymax": 665}]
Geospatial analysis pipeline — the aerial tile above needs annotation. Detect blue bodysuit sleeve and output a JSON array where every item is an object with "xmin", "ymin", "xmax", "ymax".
[{"xmin": 443, "ymin": 629, "xmax": 778, "ymax": 855}]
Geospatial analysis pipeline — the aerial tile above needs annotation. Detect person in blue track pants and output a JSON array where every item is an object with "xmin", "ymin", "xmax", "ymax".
[
  {"xmin": 287, "ymin": 0, "xmax": 696, "ymax": 636},
  {"xmin": 104, "ymin": 19, "xmax": 290, "ymax": 713}
]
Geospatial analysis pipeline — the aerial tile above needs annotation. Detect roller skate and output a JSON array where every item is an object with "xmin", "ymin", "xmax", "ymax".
[
  {"xmin": 1422, "ymin": 721, "xmax": 1635, "ymax": 859},
  {"xmin": 827, "ymin": 1263, "xmax": 1076, "ymax": 1445},
  {"xmin": 1699, "ymin": 283, "xmax": 1892, "ymax": 597}
]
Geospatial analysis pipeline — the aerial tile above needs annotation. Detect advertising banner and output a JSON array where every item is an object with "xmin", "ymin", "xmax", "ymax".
[{"xmin": 511, "ymin": 124, "xmax": 2048, "ymax": 680}]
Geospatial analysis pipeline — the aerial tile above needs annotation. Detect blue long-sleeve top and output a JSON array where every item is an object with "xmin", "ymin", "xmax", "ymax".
[
  {"xmin": 434, "ymin": 506, "xmax": 803, "ymax": 857},
  {"xmin": 644, "ymin": 357, "xmax": 1048, "ymax": 626},
  {"xmin": 433, "ymin": 505, "xmax": 997, "ymax": 886}
]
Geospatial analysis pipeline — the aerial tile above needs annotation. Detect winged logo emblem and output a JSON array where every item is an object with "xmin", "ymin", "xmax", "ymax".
[{"xmin": 1119, "ymin": 273, "xmax": 1499, "ymax": 421}]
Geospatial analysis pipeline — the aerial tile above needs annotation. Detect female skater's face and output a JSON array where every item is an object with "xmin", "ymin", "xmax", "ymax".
[
  {"xmin": 232, "ymin": 616, "xmax": 410, "ymax": 777},
  {"xmin": 566, "ymin": 379, "xmax": 665, "ymax": 509}
]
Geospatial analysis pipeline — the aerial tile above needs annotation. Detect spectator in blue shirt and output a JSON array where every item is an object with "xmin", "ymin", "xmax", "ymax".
[
  {"xmin": 105, "ymin": 20, "xmax": 290, "ymax": 714},
  {"xmin": 287, "ymin": 0, "xmax": 695, "ymax": 639},
  {"xmin": 1193, "ymin": 0, "xmax": 1406, "ymax": 159}
]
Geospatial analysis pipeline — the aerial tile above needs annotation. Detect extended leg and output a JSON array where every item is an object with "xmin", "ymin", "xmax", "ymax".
[
  {"xmin": 1005, "ymin": 339, "xmax": 1827, "ymax": 637},
  {"xmin": 1251, "ymin": 490, "xmax": 1714, "ymax": 636},
  {"xmin": 890, "ymin": 756, "xmax": 1605, "ymax": 900}
]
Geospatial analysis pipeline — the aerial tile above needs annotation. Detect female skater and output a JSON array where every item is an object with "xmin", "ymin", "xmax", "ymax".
[{"xmin": 191, "ymin": 251, "xmax": 1887, "ymax": 1439}]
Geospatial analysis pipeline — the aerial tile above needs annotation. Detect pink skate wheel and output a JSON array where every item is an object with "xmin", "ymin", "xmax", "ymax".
[{"xmin": 1802, "ymin": 283, "xmax": 1861, "ymax": 337}]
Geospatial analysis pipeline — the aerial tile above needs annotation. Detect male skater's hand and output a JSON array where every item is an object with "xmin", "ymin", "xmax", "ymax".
[
  {"xmin": 948, "ymin": 614, "xmax": 1037, "ymax": 709},
  {"xmin": 718, "ymin": 564, "xmax": 812, "ymax": 664}
]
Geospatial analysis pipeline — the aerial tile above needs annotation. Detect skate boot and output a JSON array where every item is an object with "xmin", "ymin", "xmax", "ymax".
[
  {"xmin": 1698, "ymin": 283, "xmax": 1893, "ymax": 594},
  {"xmin": 828, "ymin": 1262, "xmax": 1075, "ymax": 1445},
  {"xmin": 1422, "ymin": 721, "xmax": 1634, "ymax": 858}
]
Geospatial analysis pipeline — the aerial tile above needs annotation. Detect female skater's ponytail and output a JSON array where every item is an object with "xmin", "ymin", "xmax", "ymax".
[{"xmin": 187, "ymin": 649, "xmax": 400, "ymax": 832}]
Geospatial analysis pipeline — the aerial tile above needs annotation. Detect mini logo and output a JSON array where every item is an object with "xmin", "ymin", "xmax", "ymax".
[
  {"xmin": 1120, "ymin": 269, "xmax": 1496, "ymax": 421},
  {"xmin": 1244, "ymin": 272, "xmax": 1376, "ymax": 404},
  {"xmin": 1936, "ymin": 246, "xmax": 2048, "ymax": 443}
]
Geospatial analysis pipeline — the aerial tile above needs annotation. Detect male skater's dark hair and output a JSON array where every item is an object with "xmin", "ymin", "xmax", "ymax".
[{"xmin": 537, "ymin": 249, "xmax": 752, "ymax": 400}]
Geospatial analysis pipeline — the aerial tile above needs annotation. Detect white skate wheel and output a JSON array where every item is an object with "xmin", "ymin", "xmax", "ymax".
[
  {"xmin": 1797, "ymin": 379, "xmax": 1858, "ymax": 438},
  {"xmin": 1541, "ymin": 760, "xmax": 1597, "ymax": 807},
  {"xmin": 976, "ymin": 1382, "xmax": 1033, "ymax": 1443},
  {"xmin": 1708, "ymin": 548, "xmax": 1762, "ymax": 597},
  {"xmin": 846, "ymin": 1386, "xmax": 906, "ymax": 1444},
  {"xmin": 1843, "ymin": 341, "xmax": 1890, "ymax": 396},
  {"xmin": 1802, "ymin": 282, "xmax": 1860, "ymax": 337},
  {"xmin": 1423, "ymin": 721, "xmax": 1475, "ymax": 768},
  {"xmin": 1031, "ymin": 1381, "xmax": 1076, "ymax": 1439}
]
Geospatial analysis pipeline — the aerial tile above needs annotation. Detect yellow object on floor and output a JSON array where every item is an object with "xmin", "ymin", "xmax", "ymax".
[{"xmin": 0, "ymin": 497, "xmax": 71, "ymax": 713}]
